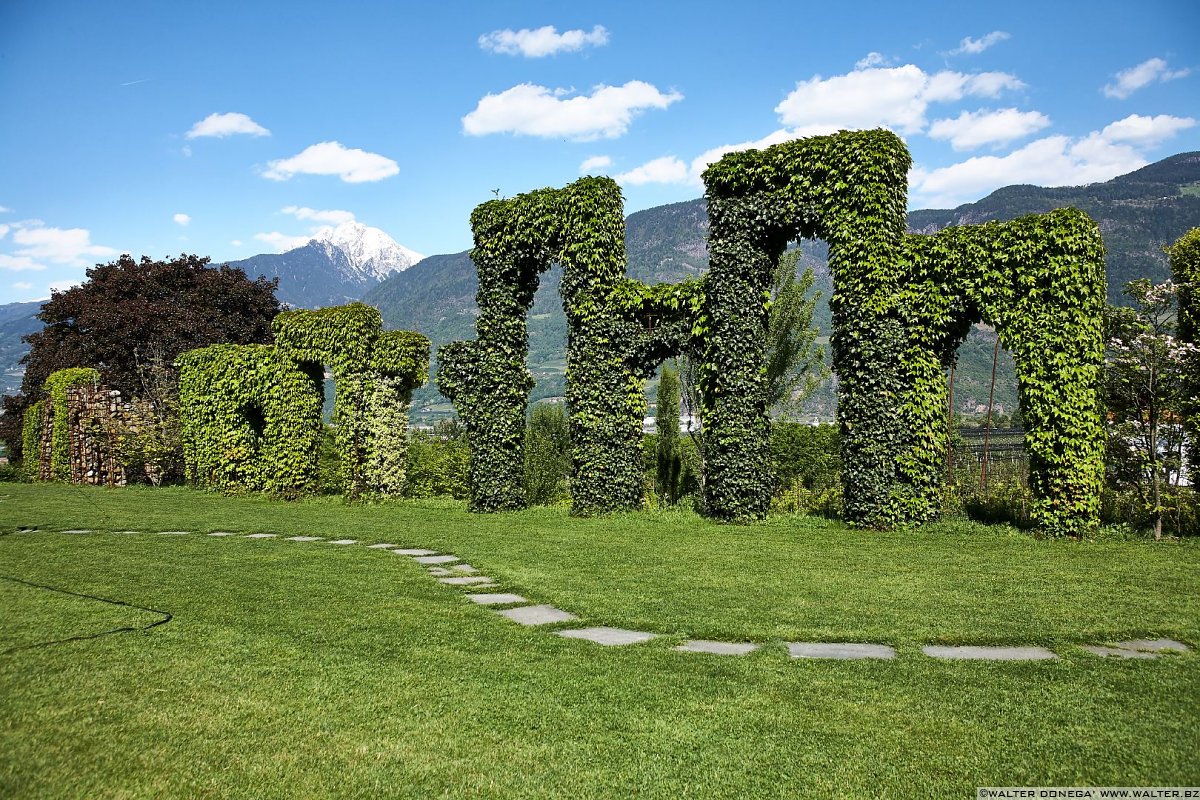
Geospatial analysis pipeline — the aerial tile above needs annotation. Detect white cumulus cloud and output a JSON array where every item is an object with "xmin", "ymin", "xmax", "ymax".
[
  {"xmin": 615, "ymin": 156, "xmax": 689, "ymax": 186},
  {"xmin": 48, "ymin": 279, "xmax": 82, "ymax": 293},
  {"xmin": 1103, "ymin": 57, "xmax": 1191, "ymax": 99},
  {"xmin": 462, "ymin": 81, "xmax": 683, "ymax": 141},
  {"xmin": 911, "ymin": 114, "xmax": 1194, "ymax": 208},
  {"xmin": 0, "ymin": 206, "xmax": 10, "ymax": 213},
  {"xmin": 0, "ymin": 224, "xmax": 8, "ymax": 240},
  {"xmin": 262, "ymin": 142, "xmax": 399, "ymax": 183},
  {"xmin": 8, "ymin": 222, "xmax": 116, "ymax": 266},
  {"xmin": 186, "ymin": 112, "xmax": 271, "ymax": 139},
  {"xmin": 855, "ymin": 52, "xmax": 892, "ymax": 70},
  {"xmin": 947, "ymin": 31, "xmax": 1010, "ymax": 56},
  {"xmin": 479, "ymin": 24, "xmax": 608, "ymax": 57},
  {"xmin": 0, "ymin": 254, "xmax": 46, "ymax": 272},
  {"xmin": 173, "ymin": 213, "xmax": 191, "ymax": 226},
  {"xmin": 579, "ymin": 155, "xmax": 613, "ymax": 173},
  {"xmin": 775, "ymin": 64, "xmax": 1024, "ymax": 135},
  {"xmin": 231, "ymin": 240, "xmax": 244, "ymax": 247},
  {"xmin": 11, "ymin": 281, "xmax": 33, "ymax": 290},
  {"xmin": 281, "ymin": 206, "xmax": 356, "ymax": 225},
  {"xmin": 927, "ymin": 108, "xmax": 1052, "ymax": 150},
  {"xmin": 253, "ymin": 231, "xmax": 312, "ymax": 252}
]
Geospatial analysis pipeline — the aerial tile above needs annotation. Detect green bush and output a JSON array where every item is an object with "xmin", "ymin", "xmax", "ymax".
[
  {"xmin": 405, "ymin": 419, "xmax": 470, "ymax": 500},
  {"xmin": 523, "ymin": 403, "xmax": 571, "ymax": 506},
  {"xmin": 771, "ymin": 422, "xmax": 840, "ymax": 493}
]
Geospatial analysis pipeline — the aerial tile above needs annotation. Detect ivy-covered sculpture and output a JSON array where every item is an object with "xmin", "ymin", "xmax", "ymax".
[
  {"xmin": 21, "ymin": 367, "xmax": 100, "ymax": 481},
  {"xmin": 1170, "ymin": 227, "xmax": 1200, "ymax": 482},
  {"xmin": 438, "ymin": 178, "xmax": 701, "ymax": 515},
  {"xmin": 179, "ymin": 302, "xmax": 429, "ymax": 499},
  {"xmin": 445, "ymin": 130, "xmax": 1107, "ymax": 535}
]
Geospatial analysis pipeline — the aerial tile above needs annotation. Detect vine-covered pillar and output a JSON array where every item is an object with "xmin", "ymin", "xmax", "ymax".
[{"xmin": 1170, "ymin": 228, "xmax": 1200, "ymax": 483}]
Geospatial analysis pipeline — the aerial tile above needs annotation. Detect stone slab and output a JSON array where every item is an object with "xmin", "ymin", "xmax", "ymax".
[
  {"xmin": 676, "ymin": 640, "xmax": 760, "ymax": 656},
  {"xmin": 207, "ymin": 531, "xmax": 237, "ymax": 536},
  {"xmin": 392, "ymin": 548, "xmax": 437, "ymax": 556},
  {"xmin": 1112, "ymin": 638, "xmax": 1190, "ymax": 653},
  {"xmin": 788, "ymin": 642, "xmax": 896, "ymax": 660},
  {"xmin": 62, "ymin": 529, "xmax": 93, "ymax": 534},
  {"xmin": 450, "ymin": 563, "xmax": 480, "ymax": 574},
  {"xmin": 498, "ymin": 605, "xmax": 578, "ymax": 626},
  {"xmin": 158, "ymin": 531, "xmax": 191, "ymax": 535},
  {"xmin": 245, "ymin": 533, "xmax": 277, "ymax": 539},
  {"xmin": 558, "ymin": 627, "xmax": 658, "ymax": 646},
  {"xmin": 427, "ymin": 567, "xmax": 454, "ymax": 576},
  {"xmin": 414, "ymin": 554, "xmax": 459, "ymax": 564},
  {"xmin": 287, "ymin": 536, "xmax": 323, "ymax": 542},
  {"xmin": 1082, "ymin": 645, "xmax": 1158, "ymax": 660},
  {"xmin": 467, "ymin": 593, "xmax": 528, "ymax": 606},
  {"xmin": 367, "ymin": 543, "xmax": 398, "ymax": 549},
  {"xmin": 114, "ymin": 530, "xmax": 143, "ymax": 535},
  {"xmin": 438, "ymin": 576, "xmax": 494, "ymax": 586},
  {"xmin": 327, "ymin": 539, "xmax": 358, "ymax": 545},
  {"xmin": 922, "ymin": 645, "xmax": 1057, "ymax": 661}
]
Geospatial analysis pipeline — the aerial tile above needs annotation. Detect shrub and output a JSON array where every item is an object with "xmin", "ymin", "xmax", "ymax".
[
  {"xmin": 523, "ymin": 403, "xmax": 571, "ymax": 506},
  {"xmin": 405, "ymin": 419, "xmax": 470, "ymax": 500}
]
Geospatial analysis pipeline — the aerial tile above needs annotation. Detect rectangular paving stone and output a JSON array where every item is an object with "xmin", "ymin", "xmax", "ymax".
[
  {"xmin": 114, "ymin": 530, "xmax": 144, "ymax": 535},
  {"xmin": 245, "ymin": 533, "xmax": 277, "ymax": 539},
  {"xmin": 414, "ymin": 554, "xmax": 459, "ymax": 564},
  {"xmin": 450, "ymin": 563, "xmax": 480, "ymax": 574},
  {"xmin": 676, "ymin": 640, "xmax": 760, "ymax": 656},
  {"xmin": 207, "ymin": 531, "xmax": 237, "ymax": 536},
  {"xmin": 1112, "ymin": 638, "xmax": 1190, "ymax": 653},
  {"xmin": 438, "ymin": 576, "xmax": 494, "ymax": 586},
  {"xmin": 427, "ymin": 567, "xmax": 454, "ymax": 576},
  {"xmin": 558, "ymin": 627, "xmax": 658, "ymax": 646},
  {"xmin": 158, "ymin": 531, "xmax": 191, "ymax": 535},
  {"xmin": 392, "ymin": 548, "xmax": 437, "ymax": 556},
  {"xmin": 327, "ymin": 539, "xmax": 358, "ymax": 545},
  {"xmin": 467, "ymin": 593, "xmax": 528, "ymax": 606},
  {"xmin": 1082, "ymin": 645, "xmax": 1158, "ymax": 659},
  {"xmin": 788, "ymin": 642, "xmax": 896, "ymax": 660},
  {"xmin": 498, "ymin": 605, "xmax": 578, "ymax": 626},
  {"xmin": 367, "ymin": 543, "xmax": 398, "ymax": 549},
  {"xmin": 921, "ymin": 645, "xmax": 1056, "ymax": 661},
  {"xmin": 286, "ymin": 536, "xmax": 324, "ymax": 542},
  {"xmin": 62, "ymin": 530, "xmax": 93, "ymax": 534}
]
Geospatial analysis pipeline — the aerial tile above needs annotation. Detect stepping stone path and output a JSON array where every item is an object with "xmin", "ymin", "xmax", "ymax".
[
  {"xmin": 787, "ymin": 642, "xmax": 896, "ymax": 660},
  {"xmin": 36, "ymin": 527, "xmax": 1195, "ymax": 668},
  {"xmin": 467, "ymin": 593, "xmax": 528, "ymax": 606},
  {"xmin": 498, "ymin": 605, "xmax": 578, "ymax": 626},
  {"xmin": 558, "ymin": 627, "xmax": 657, "ymax": 646},
  {"xmin": 677, "ymin": 640, "xmax": 759, "ymax": 656},
  {"xmin": 921, "ymin": 645, "xmax": 1057, "ymax": 661},
  {"xmin": 114, "ymin": 530, "xmax": 143, "ymax": 535}
]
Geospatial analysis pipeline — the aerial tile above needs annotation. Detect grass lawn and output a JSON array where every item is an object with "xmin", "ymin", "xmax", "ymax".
[{"xmin": 1, "ymin": 482, "xmax": 1198, "ymax": 797}]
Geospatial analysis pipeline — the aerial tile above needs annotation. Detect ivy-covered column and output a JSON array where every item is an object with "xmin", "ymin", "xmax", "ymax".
[{"xmin": 1170, "ymin": 228, "xmax": 1200, "ymax": 483}]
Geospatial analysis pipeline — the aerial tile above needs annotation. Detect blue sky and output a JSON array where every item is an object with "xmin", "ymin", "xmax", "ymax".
[{"xmin": 1, "ymin": 0, "xmax": 1197, "ymax": 303}]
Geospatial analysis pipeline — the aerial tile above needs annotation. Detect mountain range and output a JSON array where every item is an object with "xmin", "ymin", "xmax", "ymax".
[{"xmin": 1, "ymin": 152, "xmax": 1198, "ymax": 423}]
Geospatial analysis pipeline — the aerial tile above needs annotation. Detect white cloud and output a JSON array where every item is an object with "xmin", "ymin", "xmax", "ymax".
[
  {"xmin": 253, "ymin": 231, "xmax": 311, "ymax": 252},
  {"xmin": 927, "ymin": 108, "xmax": 1052, "ymax": 150},
  {"xmin": 48, "ymin": 279, "xmax": 81, "ymax": 293},
  {"xmin": 173, "ymin": 213, "xmax": 191, "ymax": 226},
  {"xmin": 0, "ymin": 254, "xmax": 46, "ymax": 271},
  {"xmin": 615, "ymin": 156, "xmax": 689, "ymax": 186},
  {"xmin": 230, "ymin": 240, "xmax": 243, "ymax": 247},
  {"xmin": 947, "ymin": 31, "xmax": 1010, "ymax": 56},
  {"xmin": 281, "ymin": 205, "xmax": 356, "ymax": 225},
  {"xmin": 0, "ymin": 206, "xmax": 10, "ymax": 213},
  {"xmin": 911, "ymin": 114, "xmax": 1194, "ymax": 207},
  {"xmin": 462, "ymin": 81, "xmax": 683, "ymax": 141},
  {"xmin": 262, "ymin": 141, "xmax": 399, "ymax": 183},
  {"xmin": 0, "ymin": 224, "xmax": 8, "ymax": 240},
  {"xmin": 11, "ymin": 281, "xmax": 33, "ymax": 290},
  {"xmin": 8, "ymin": 222, "xmax": 116, "ymax": 265},
  {"xmin": 1103, "ymin": 57, "xmax": 1190, "ymax": 99},
  {"xmin": 1100, "ymin": 113, "xmax": 1196, "ymax": 145},
  {"xmin": 181, "ymin": 145, "xmax": 192, "ymax": 157},
  {"xmin": 479, "ymin": 24, "xmax": 608, "ymax": 57},
  {"xmin": 579, "ymin": 155, "xmax": 613, "ymax": 173},
  {"xmin": 855, "ymin": 52, "xmax": 892, "ymax": 69},
  {"xmin": 186, "ymin": 112, "xmax": 271, "ymax": 139},
  {"xmin": 775, "ymin": 64, "xmax": 1024, "ymax": 135}
]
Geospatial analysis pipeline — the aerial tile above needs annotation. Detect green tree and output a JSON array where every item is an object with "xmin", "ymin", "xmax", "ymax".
[
  {"xmin": 523, "ymin": 403, "xmax": 571, "ymax": 506},
  {"xmin": 765, "ymin": 249, "xmax": 830, "ymax": 418},
  {"xmin": 1168, "ymin": 228, "xmax": 1200, "ymax": 483},
  {"xmin": 1104, "ymin": 279, "xmax": 1197, "ymax": 539},
  {"xmin": 655, "ymin": 363, "xmax": 682, "ymax": 504}
]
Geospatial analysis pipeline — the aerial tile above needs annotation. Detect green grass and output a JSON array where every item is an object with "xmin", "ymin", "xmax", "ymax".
[{"xmin": 1, "ymin": 482, "xmax": 1198, "ymax": 797}]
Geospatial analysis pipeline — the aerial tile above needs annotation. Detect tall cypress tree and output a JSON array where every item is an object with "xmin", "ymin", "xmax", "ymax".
[{"xmin": 655, "ymin": 364, "xmax": 682, "ymax": 504}]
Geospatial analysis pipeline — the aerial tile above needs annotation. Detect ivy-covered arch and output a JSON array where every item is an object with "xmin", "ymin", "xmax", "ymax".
[{"xmin": 438, "ymin": 177, "xmax": 704, "ymax": 515}]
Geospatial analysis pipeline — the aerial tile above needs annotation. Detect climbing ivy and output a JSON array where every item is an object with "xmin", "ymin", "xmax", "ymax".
[
  {"xmin": 41, "ymin": 368, "xmax": 101, "ymax": 481},
  {"xmin": 21, "ymin": 400, "xmax": 43, "ymax": 481},
  {"xmin": 177, "ymin": 344, "xmax": 323, "ymax": 497},
  {"xmin": 1169, "ymin": 227, "xmax": 1200, "ymax": 482},
  {"xmin": 272, "ymin": 302, "xmax": 429, "ymax": 498},
  {"xmin": 438, "ymin": 178, "xmax": 702, "ymax": 516}
]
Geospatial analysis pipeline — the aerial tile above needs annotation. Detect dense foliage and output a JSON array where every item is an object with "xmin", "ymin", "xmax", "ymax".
[
  {"xmin": 655, "ymin": 364, "xmax": 683, "ymax": 505},
  {"xmin": 1, "ymin": 254, "xmax": 279, "ymax": 460},
  {"xmin": 1169, "ymin": 228, "xmax": 1200, "ymax": 482}
]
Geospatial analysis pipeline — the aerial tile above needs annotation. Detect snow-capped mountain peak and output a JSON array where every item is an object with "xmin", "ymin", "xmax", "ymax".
[{"xmin": 302, "ymin": 221, "xmax": 423, "ymax": 280}]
